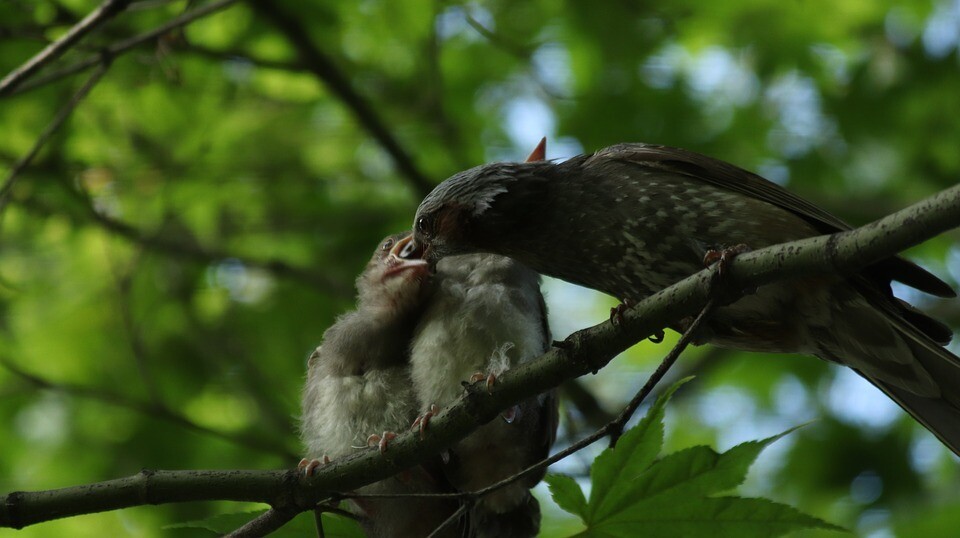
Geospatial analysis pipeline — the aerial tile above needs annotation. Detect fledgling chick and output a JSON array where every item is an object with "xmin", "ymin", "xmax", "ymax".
[
  {"xmin": 409, "ymin": 252, "xmax": 558, "ymax": 538},
  {"xmin": 300, "ymin": 232, "xmax": 459, "ymax": 538}
]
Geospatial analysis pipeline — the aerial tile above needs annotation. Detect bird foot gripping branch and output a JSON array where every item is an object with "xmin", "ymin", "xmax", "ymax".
[
  {"xmin": 366, "ymin": 432, "xmax": 398, "ymax": 454},
  {"xmin": 297, "ymin": 455, "xmax": 331, "ymax": 478},
  {"xmin": 411, "ymin": 404, "xmax": 440, "ymax": 440}
]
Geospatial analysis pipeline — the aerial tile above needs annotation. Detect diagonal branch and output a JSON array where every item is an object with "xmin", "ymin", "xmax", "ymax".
[
  {"xmin": 0, "ymin": 61, "xmax": 110, "ymax": 215},
  {"xmin": 14, "ymin": 194, "xmax": 351, "ymax": 297},
  {"xmin": 247, "ymin": 0, "xmax": 434, "ymax": 198},
  {"xmin": 1, "ymin": 184, "xmax": 958, "ymax": 529},
  {"xmin": 226, "ymin": 507, "xmax": 299, "ymax": 538},
  {"xmin": 7, "ymin": 0, "xmax": 241, "ymax": 96},
  {"xmin": 0, "ymin": 0, "xmax": 131, "ymax": 96}
]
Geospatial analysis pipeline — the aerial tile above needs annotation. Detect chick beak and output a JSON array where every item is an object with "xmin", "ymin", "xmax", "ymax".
[
  {"xmin": 383, "ymin": 235, "xmax": 430, "ymax": 279},
  {"xmin": 396, "ymin": 234, "xmax": 425, "ymax": 261}
]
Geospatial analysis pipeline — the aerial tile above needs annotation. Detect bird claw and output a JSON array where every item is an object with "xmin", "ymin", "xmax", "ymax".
[
  {"xmin": 703, "ymin": 244, "xmax": 755, "ymax": 298},
  {"xmin": 297, "ymin": 455, "xmax": 331, "ymax": 478},
  {"xmin": 469, "ymin": 371, "xmax": 497, "ymax": 393},
  {"xmin": 412, "ymin": 404, "xmax": 440, "ymax": 440},
  {"xmin": 367, "ymin": 431, "xmax": 398, "ymax": 453},
  {"xmin": 648, "ymin": 329, "xmax": 665, "ymax": 343},
  {"xmin": 703, "ymin": 244, "xmax": 751, "ymax": 277},
  {"xmin": 610, "ymin": 298, "xmax": 635, "ymax": 327}
]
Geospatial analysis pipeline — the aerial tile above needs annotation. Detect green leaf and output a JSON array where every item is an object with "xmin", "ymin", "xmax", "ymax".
[
  {"xmin": 585, "ymin": 497, "xmax": 845, "ymax": 538},
  {"xmin": 626, "ymin": 427, "xmax": 803, "ymax": 504},
  {"xmin": 167, "ymin": 510, "xmax": 364, "ymax": 538},
  {"xmin": 547, "ymin": 473, "xmax": 589, "ymax": 517},
  {"xmin": 570, "ymin": 393, "xmax": 842, "ymax": 538},
  {"xmin": 586, "ymin": 377, "xmax": 692, "ymax": 522}
]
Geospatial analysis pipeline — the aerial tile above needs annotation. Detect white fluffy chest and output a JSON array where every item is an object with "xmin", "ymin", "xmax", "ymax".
[
  {"xmin": 300, "ymin": 367, "xmax": 418, "ymax": 459},
  {"xmin": 409, "ymin": 277, "xmax": 545, "ymax": 407}
]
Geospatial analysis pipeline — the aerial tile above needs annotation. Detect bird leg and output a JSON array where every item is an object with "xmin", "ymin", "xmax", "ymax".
[
  {"xmin": 609, "ymin": 298, "xmax": 635, "ymax": 327},
  {"xmin": 703, "ymin": 243, "xmax": 757, "ymax": 301},
  {"xmin": 297, "ymin": 455, "xmax": 331, "ymax": 478},
  {"xmin": 411, "ymin": 404, "xmax": 440, "ymax": 439},
  {"xmin": 366, "ymin": 431, "xmax": 398, "ymax": 453}
]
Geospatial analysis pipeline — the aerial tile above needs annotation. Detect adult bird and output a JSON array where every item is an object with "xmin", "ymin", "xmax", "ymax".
[
  {"xmin": 300, "ymin": 232, "xmax": 460, "ymax": 538},
  {"xmin": 407, "ymin": 140, "xmax": 960, "ymax": 455}
]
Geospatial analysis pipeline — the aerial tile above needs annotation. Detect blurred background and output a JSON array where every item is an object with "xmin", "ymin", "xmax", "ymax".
[{"xmin": 1, "ymin": 0, "xmax": 959, "ymax": 536}]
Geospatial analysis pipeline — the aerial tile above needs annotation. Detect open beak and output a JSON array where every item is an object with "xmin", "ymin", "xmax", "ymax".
[
  {"xmin": 383, "ymin": 234, "xmax": 430, "ymax": 279},
  {"xmin": 396, "ymin": 234, "xmax": 425, "ymax": 261}
]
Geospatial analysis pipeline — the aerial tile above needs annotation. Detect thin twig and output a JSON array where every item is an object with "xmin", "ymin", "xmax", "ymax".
[
  {"xmin": 0, "ymin": 61, "xmax": 110, "ymax": 215},
  {"xmin": 0, "ymin": 0, "xmax": 131, "ymax": 95},
  {"xmin": 183, "ymin": 43, "xmax": 307, "ymax": 72},
  {"xmin": 14, "ymin": 193, "xmax": 351, "ymax": 297},
  {"xmin": 226, "ymin": 507, "xmax": 298, "ymax": 538},
  {"xmin": 9, "ymin": 0, "xmax": 240, "ymax": 96},
  {"xmin": 313, "ymin": 507, "xmax": 325, "ymax": 538},
  {"xmin": 248, "ymin": 0, "xmax": 434, "ymax": 198},
  {"xmin": 606, "ymin": 298, "xmax": 716, "ymax": 446},
  {"xmin": 425, "ymin": 500, "xmax": 469, "ymax": 538},
  {"xmin": 108, "ymin": 249, "xmax": 165, "ymax": 405}
]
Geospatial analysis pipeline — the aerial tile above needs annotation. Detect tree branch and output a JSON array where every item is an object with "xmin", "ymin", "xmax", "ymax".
[
  {"xmin": 247, "ymin": 0, "xmax": 434, "ymax": 198},
  {"xmin": 1, "ymin": 184, "xmax": 958, "ymax": 529},
  {"xmin": 226, "ymin": 507, "xmax": 299, "ymax": 538},
  {"xmin": 0, "ymin": 61, "xmax": 110, "ymax": 215},
  {"xmin": 0, "ymin": 0, "xmax": 131, "ymax": 96},
  {"xmin": 6, "ymin": 0, "xmax": 241, "ymax": 96},
  {"xmin": 14, "ymin": 194, "xmax": 351, "ymax": 297}
]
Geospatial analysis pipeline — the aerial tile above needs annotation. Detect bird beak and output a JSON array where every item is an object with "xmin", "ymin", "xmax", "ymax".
[
  {"xmin": 396, "ymin": 234, "xmax": 427, "ymax": 261},
  {"xmin": 383, "ymin": 234, "xmax": 430, "ymax": 279}
]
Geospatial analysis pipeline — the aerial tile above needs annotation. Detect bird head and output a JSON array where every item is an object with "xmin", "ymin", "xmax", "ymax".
[
  {"xmin": 357, "ymin": 232, "xmax": 433, "ymax": 311},
  {"xmin": 407, "ymin": 138, "xmax": 548, "ymax": 263}
]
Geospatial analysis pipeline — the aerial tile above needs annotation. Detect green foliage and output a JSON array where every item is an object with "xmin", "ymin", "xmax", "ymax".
[
  {"xmin": 1, "ymin": 0, "xmax": 958, "ymax": 536},
  {"xmin": 548, "ymin": 383, "xmax": 843, "ymax": 537}
]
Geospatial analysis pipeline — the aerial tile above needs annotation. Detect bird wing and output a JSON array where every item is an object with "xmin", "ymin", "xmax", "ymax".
[{"xmin": 594, "ymin": 143, "xmax": 956, "ymax": 298}]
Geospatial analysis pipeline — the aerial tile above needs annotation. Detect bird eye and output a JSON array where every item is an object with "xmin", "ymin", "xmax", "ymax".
[
  {"xmin": 416, "ymin": 215, "xmax": 434, "ymax": 238},
  {"xmin": 381, "ymin": 238, "xmax": 395, "ymax": 251}
]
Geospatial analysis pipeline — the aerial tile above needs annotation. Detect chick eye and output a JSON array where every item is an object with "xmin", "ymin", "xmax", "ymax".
[
  {"xmin": 416, "ymin": 215, "xmax": 434, "ymax": 238},
  {"xmin": 381, "ymin": 238, "xmax": 395, "ymax": 251}
]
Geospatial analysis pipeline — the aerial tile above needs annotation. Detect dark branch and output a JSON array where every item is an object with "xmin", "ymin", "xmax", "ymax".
[
  {"xmin": 0, "ymin": 0, "xmax": 131, "ymax": 95},
  {"xmin": 248, "ymin": 0, "xmax": 434, "ymax": 198},
  {"xmin": 182, "ymin": 43, "xmax": 308, "ymax": 72},
  {"xmin": 0, "ymin": 62, "xmax": 110, "ymax": 214},
  {"xmin": 1, "ymin": 184, "xmax": 958, "ymax": 529},
  {"xmin": 14, "ymin": 194, "xmax": 351, "ymax": 297},
  {"xmin": 7, "ymin": 0, "xmax": 241, "ymax": 96}
]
